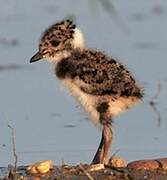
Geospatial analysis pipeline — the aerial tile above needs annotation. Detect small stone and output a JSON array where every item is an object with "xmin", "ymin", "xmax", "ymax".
[
  {"xmin": 88, "ymin": 164, "xmax": 104, "ymax": 171},
  {"xmin": 27, "ymin": 160, "xmax": 53, "ymax": 174},
  {"xmin": 127, "ymin": 160, "xmax": 159, "ymax": 170},
  {"xmin": 109, "ymin": 156, "xmax": 126, "ymax": 168}
]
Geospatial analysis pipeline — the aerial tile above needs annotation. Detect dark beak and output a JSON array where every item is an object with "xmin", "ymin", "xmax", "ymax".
[{"xmin": 30, "ymin": 52, "xmax": 43, "ymax": 63}]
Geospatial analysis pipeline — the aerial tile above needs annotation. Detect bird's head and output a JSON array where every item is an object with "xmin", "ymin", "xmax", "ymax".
[{"xmin": 30, "ymin": 19, "xmax": 85, "ymax": 63}]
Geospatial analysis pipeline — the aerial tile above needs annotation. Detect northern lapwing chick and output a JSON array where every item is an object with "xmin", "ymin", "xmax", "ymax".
[{"xmin": 30, "ymin": 19, "xmax": 143, "ymax": 165}]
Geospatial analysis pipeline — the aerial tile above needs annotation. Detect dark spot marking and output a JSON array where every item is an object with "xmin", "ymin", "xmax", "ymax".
[
  {"xmin": 97, "ymin": 102, "xmax": 109, "ymax": 113},
  {"xmin": 56, "ymin": 59, "xmax": 76, "ymax": 79},
  {"xmin": 66, "ymin": 19, "xmax": 72, "ymax": 24},
  {"xmin": 98, "ymin": 89, "xmax": 117, "ymax": 96},
  {"xmin": 71, "ymin": 24, "xmax": 76, "ymax": 29},
  {"xmin": 133, "ymin": 89, "xmax": 144, "ymax": 98},
  {"xmin": 50, "ymin": 40, "xmax": 60, "ymax": 47},
  {"xmin": 119, "ymin": 65, "xmax": 124, "ymax": 69}
]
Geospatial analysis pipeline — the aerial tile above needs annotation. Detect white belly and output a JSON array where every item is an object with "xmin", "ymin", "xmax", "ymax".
[
  {"xmin": 61, "ymin": 79, "xmax": 100, "ymax": 126},
  {"xmin": 60, "ymin": 79, "xmax": 140, "ymax": 127}
]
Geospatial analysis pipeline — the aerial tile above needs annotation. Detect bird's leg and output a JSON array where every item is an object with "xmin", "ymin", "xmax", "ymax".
[
  {"xmin": 92, "ymin": 129, "xmax": 105, "ymax": 164},
  {"xmin": 92, "ymin": 112, "xmax": 112, "ymax": 164},
  {"xmin": 102, "ymin": 122, "xmax": 112, "ymax": 164}
]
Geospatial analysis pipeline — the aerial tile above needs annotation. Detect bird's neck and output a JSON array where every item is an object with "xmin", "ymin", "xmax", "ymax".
[
  {"xmin": 51, "ymin": 28, "xmax": 85, "ymax": 65},
  {"xmin": 72, "ymin": 28, "xmax": 85, "ymax": 51},
  {"xmin": 53, "ymin": 48, "xmax": 84, "ymax": 65}
]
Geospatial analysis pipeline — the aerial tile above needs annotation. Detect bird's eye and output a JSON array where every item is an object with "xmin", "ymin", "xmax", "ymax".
[{"xmin": 50, "ymin": 40, "xmax": 60, "ymax": 47}]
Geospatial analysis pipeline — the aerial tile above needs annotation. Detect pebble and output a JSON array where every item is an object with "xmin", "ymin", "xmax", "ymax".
[
  {"xmin": 27, "ymin": 160, "xmax": 53, "ymax": 174},
  {"xmin": 127, "ymin": 158, "xmax": 167, "ymax": 170}
]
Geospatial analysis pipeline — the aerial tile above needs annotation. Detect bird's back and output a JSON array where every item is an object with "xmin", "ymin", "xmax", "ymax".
[{"xmin": 56, "ymin": 49, "xmax": 143, "ymax": 99}]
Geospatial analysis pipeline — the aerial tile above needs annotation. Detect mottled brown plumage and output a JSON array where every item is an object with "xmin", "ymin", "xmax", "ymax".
[
  {"xmin": 56, "ymin": 49, "xmax": 142, "ymax": 98},
  {"xmin": 39, "ymin": 20, "xmax": 76, "ymax": 59},
  {"xmin": 30, "ymin": 19, "xmax": 143, "ymax": 165}
]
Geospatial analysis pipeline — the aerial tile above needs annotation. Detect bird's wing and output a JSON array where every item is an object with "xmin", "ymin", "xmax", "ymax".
[{"xmin": 71, "ymin": 50, "xmax": 141, "ymax": 97}]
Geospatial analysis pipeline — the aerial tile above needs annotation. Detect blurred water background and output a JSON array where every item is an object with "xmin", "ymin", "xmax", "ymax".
[{"xmin": 0, "ymin": 0, "xmax": 167, "ymax": 167}]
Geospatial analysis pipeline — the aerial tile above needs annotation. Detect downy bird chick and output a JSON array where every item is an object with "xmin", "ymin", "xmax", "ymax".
[{"xmin": 30, "ymin": 19, "xmax": 143, "ymax": 164}]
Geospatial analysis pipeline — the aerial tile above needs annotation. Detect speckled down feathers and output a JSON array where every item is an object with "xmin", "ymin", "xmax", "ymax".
[
  {"xmin": 41, "ymin": 19, "xmax": 75, "ymax": 42},
  {"xmin": 56, "ymin": 50, "xmax": 142, "ymax": 98},
  {"xmin": 30, "ymin": 19, "xmax": 144, "ymax": 164},
  {"xmin": 39, "ymin": 20, "xmax": 76, "ymax": 57},
  {"xmin": 31, "ymin": 19, "xmax": 143, "ymax": 125}
]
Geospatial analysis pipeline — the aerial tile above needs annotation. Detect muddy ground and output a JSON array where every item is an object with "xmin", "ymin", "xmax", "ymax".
[{"xmin": 2, "ymin": 159, "xmax": 167, "ymax": 180}]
